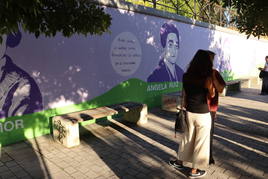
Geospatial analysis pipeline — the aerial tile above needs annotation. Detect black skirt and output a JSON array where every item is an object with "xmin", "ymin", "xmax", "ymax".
[{"xmin": 261, "ymin": 76, "xmax": 268, "ymax": 94}]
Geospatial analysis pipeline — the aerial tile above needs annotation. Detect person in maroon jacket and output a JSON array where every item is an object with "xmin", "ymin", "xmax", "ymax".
[{"xmin": 206, "ymin": 50, "xmax": 226, "ymax": 164}]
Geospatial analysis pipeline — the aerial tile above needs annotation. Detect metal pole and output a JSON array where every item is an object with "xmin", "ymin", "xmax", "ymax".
[
  {"xmin": 208, "ymin": 2, "xmax": 211, "ymax": 23},
  {"xmin": 194, "ymin": 0, "xmax": 196, "ymax": 19},
  {"xmin": 220, "ymin": 6, "xmax": 222, "ymax": 26},
  {"xmin": 177, "ymin": 0, "xmax": 179, "ymax": 14}
]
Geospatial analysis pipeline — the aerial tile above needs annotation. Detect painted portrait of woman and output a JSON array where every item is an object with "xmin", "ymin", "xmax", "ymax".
[
  {"xmin": 0, "ymin": 32, "xmax": 43, "ymax": 118},
  {"xmin": 147, "ymin": 23, "xmax": 184, "ymax": 82}
]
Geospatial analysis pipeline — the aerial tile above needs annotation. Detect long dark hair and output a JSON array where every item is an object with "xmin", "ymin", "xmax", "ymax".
[{"xmin": 184, "ymin": 49, "xmax": 213, "ymax": 84}]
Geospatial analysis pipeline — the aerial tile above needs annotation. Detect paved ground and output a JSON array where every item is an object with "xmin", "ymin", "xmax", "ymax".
[{"xmin": 0, "ymin": 84, "xmax": 268, "ymax": 179}]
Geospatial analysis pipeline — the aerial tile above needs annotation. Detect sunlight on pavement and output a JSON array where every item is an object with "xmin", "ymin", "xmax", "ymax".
[
  {"xmin": 218, "ymin": 112, "xmax": 268, "ymax": 126},
  {"xmin": 216, "ymin": 123, "xmax": 268, "ymax": 144},
  {"xmin": 214, "ymin": 134, "xmax": 268, "ymax": 157}
]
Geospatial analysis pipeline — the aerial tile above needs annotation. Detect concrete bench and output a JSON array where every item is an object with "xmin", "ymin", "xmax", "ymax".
[
  {"xmin": 161, "ymin": 78, "xmax": 254, "ymax": 111},
  {"xmin": 221, "ymin": 78, "xmax": 250, "ymax": 96},
  {"xmin": 162, "ymin": 91, "xmax": 182, "ymax": 112},
  {"xmin": 52, "ymin": 102, "xmax": 148, "ymax": 148}
]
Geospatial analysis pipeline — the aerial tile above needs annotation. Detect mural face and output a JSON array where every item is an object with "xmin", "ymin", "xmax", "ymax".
[
  {"xmin": 0, "ymin": 32, "xmax": 43, "ymax": 119},
  {"xmin": 164, "ymin": 33, "xmax": 179, "ymax": 64},
  {"xmin": 147, "ymin": 23, "xmax": 184, "ymax": 82}
]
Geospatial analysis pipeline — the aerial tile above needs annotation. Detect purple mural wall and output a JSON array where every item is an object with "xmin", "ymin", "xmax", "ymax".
[{"xmin": 1, "ymin": 7, "xmax": 268, "ymax": 116}]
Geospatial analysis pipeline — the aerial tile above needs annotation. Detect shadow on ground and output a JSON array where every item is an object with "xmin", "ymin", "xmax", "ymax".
[{"xmin": 1, "ymin": 136, "xmax": 51, "ymax": 179}]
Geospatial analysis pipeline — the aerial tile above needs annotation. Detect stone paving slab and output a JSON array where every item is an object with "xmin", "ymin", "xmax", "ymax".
[{"xmin": 0, "ymin": 86, "xmax": 267, "ymax": 179}]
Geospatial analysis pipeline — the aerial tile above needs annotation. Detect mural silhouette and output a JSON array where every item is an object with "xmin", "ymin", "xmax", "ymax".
[{"xmin": 0, "ymin": 32, "xmax": 42, "ymax": 119}]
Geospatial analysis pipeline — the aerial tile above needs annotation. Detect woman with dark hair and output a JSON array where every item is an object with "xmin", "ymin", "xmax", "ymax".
[
  {"xmin": 169, "ymin": 49, "xmax": 215, "ymax": 178},
  {"xmin": 0, "ymin": 32, "xmax": 43, "ymax": 119},
  {"xmin": 147, "ymin": 22, "xmax": 184, "ymax": 82}
]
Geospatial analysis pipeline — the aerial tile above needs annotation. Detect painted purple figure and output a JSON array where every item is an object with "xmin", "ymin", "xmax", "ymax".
[
  {"xmin": 0, "ymin": 32, "xmax": 42, "ymax": 119},
  {"xmin": 147, "ymin": 23, "xmax": 184, "ymax": 82}
]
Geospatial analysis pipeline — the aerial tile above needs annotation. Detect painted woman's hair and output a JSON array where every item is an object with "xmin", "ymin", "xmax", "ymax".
[
  {"xmin": 160, "ymin": 23, "xmax": 180, "ymax": 48},
  {"xmin": 6, "ymin": 31, "xmax": 22, "ymax": 48}
]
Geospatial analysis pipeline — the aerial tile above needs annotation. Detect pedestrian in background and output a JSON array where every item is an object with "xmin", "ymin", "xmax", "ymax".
[{"xmin": 258, "ymin": 56, "xmax": 268, "ymax": 95}]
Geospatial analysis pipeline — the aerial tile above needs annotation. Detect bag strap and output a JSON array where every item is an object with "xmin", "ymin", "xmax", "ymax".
[
  {"xmin": 175, "ymin": 87, "xmax": 187, "ymax": 137},
  {"xmin": 180, "ymin": 87, "xmax": 186, "ymax": 110}
]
